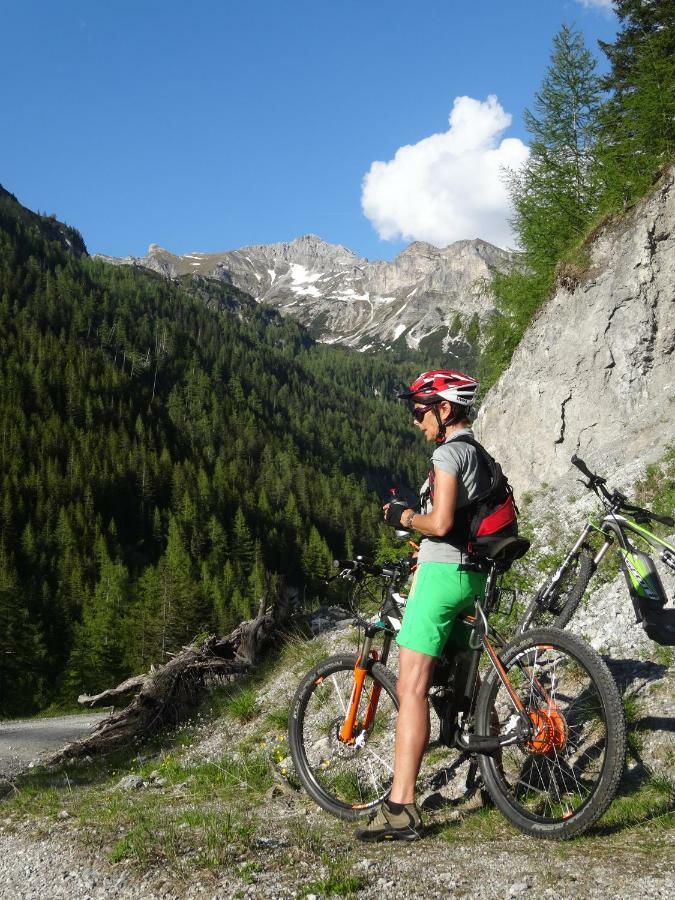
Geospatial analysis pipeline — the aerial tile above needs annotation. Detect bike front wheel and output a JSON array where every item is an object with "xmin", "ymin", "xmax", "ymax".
[
  {"xmin": 518, "ymin": 552, "xmax": 595, "ymax": 632},
  {"xmin": 288, "ymin": 653, "xmax": 399, "ymax": 820},
  {"xmin": 475, "ymin": 627, "xmax": 625, "ymax": 839}
]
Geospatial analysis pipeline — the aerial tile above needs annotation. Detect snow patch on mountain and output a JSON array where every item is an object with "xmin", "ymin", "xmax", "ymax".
[{"xmin": 99, "ymin": 233, "xmax": 513, "ymax": 352}]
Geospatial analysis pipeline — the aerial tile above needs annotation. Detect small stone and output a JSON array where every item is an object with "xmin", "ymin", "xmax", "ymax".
[
  {"xmin": 115, "ymin": 775, "xmax": 144, "ymax": 791},
  {"xmin": 57, "ymin": 810, "xmax": 70, "ymax": 820},
  {"xmin": 254, "ymin": 836, "xmax": 282, "ymax": 849},
  {"xmin": 509, "ymin": 881, "xmax": 530, "ymax": 896},
  {"xmin": 352, "ymin": 859, "xmax": 375, "ymax": 873}
]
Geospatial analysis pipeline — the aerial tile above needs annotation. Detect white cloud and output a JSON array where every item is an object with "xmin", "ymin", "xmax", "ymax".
[
  {"xmin": 361, "ymin": 95, "xmax": 529, "ymax": 249},
  {"xmin": 575, "ymin": 0, "xmax": 614, "ymax": 9}
]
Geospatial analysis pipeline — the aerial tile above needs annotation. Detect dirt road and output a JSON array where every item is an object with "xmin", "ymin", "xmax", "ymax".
[{"xmin": 0, "ymin": 712, "xmax": 109, "ymax": 780}]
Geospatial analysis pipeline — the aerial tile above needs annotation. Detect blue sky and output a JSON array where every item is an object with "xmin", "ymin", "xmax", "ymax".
[{"xmin": 1, "ymin": 1, "xmax": 618, "ymax": 261}]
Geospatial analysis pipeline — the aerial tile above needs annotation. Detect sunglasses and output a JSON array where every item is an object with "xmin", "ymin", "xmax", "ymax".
[{"xmin": 412, "ymin": 403, "xmax": 438, "ymax": 423}]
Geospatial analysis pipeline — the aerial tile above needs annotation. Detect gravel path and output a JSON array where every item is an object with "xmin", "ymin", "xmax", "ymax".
[
  {"xmin": 0, "ymin": 820, "xmax": 672, "ymax": 899},
  {"xmin": 0, "ymin": 713, "xmax": 109, "ymax": 781}
]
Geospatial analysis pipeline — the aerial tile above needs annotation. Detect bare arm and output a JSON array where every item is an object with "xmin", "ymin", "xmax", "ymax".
[{"xmin": 384, "ymin": 467, "xmax": 458, "ymax": 537}]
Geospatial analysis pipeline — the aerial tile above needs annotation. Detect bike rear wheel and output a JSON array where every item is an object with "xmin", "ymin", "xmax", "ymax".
[
  {"xmin": 288, "ymin": 653, "xmax": 399, "ymax": 820},
  {"xmin": 475, "ymin": 627, "xmax": 625, "ymax": 839},
  {"xmin": 519, "ymin": 552, "xmax": 594, "ymax": 632}
]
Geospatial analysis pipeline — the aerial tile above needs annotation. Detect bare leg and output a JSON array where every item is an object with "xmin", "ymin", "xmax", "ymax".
[{"xmin": 388, "ymin": 646, "xmax": 436, "ymax": 805}]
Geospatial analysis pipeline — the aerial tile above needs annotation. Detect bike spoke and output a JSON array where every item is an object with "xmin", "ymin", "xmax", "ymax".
[
  {"xmin": 330, "ymin": 673, "xmax": 348, "ymax": 716},
  {"xmin": 489, "ymin": 642, "xmax": 611, "ymax": 824}
]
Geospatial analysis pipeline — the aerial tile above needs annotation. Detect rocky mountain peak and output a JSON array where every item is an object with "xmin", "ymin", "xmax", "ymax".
[
  {"xmin": 100, "ymin": 231, "xmax": 514, "ymax": 354},
  {"xmin": 397, "ymin": 241, "xmax": 442, "ymax": 259}
]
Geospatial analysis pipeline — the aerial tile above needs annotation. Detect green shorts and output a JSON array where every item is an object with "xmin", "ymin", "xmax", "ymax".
[{"xmin": 396, "ymin": 562, "xmax": 487, "ymax": 658}]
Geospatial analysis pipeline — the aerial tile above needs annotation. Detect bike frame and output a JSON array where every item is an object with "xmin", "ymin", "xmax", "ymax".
[
  {"xmin": 536, "ymin": 512, "xmax": 675, "ymax": 609},
  {"xmin": 338, "ymin": 563, "xmax": 536, "ymax": 754}
]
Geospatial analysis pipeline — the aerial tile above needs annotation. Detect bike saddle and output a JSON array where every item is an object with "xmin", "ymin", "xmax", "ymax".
[{"xmin": 473, "ymin": 536, "xmax": 531, "ymax": 569}]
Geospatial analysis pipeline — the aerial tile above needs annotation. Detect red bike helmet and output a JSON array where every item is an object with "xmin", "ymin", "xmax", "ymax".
[{"xmin": 399, "ymin": 369, "xmax": 479, "ymax": 407}]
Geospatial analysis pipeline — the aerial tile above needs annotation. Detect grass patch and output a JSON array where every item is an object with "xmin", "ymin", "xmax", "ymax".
[
  {"xmin": 0, "ymin": 702, "xmax": 101, "ymax": 722},
  {"xmin": 622, "ymin": 691, "xmax": 645, "ymax": 759},
  {"xmin": 425, "ymin": 747, "xmax": 452, "ymax": 766},
  {"xmin": 265, "ymin": 704, "xmax": 291, "ymax": 731},
  {"xmin": 219, "ymin": 686, "xmax": 261, "ymax": 723},
  {"xmin": 277, "ymin": 632, "xmax": 330, "ymax": 675},
  {"xmin": 301, "ymin": 853, "xmax": 366, "ymax": 898},
  {"xmin": 604, "ymin": 776, "xmax": 675, "ymax": 829},
  {"xmin": 653, "ymin": 644, "xmax": 674, "ymax": 667},
  {"xmin": 1, "ymin": 743, "xmax": 273, "ymax": 875},
  {"xmin": 571, "ymin": 775, "xmax": 675, "ymax": 852},
  {"xmin": 440, "ymin": 806, "xmax": 507, "ymax": 844}
]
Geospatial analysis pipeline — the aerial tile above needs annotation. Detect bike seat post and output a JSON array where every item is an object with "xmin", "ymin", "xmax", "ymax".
[{"xmin": 483, "ymin": 562, "xmax": 500, "ymax": 612}]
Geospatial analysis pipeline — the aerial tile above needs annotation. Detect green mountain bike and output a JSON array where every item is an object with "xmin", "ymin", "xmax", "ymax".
[{"xmin": 517, "ymin": 455, "xmax": 675, "ymax": 646}]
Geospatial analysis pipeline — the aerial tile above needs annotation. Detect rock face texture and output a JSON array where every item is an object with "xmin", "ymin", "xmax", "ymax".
[
  {"xmin": 99, "ymin": 235, "xmax": 512, "ymax": 353},
  {"xmin": 476, "ymin": 166, "xmax": 675, "ymax": 500}
]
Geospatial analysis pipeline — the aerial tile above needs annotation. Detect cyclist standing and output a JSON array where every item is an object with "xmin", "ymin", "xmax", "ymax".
[{"xmin": 356, "ymin": 369, "xmax": 490, "ymax": 842}]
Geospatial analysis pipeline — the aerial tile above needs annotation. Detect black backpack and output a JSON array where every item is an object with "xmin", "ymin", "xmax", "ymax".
[{"xmin": 424, "ymin": 435, "xmax": 519, "ymax": 558}]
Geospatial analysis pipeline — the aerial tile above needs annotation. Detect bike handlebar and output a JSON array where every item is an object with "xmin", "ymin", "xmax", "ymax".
[
  {"xmin": 570, "ymin": 456, "xmax": 674, "ymax": 528},
  {"xmin": 333, "ymin": 556, "xmax": 412, "ymax": 579},
  {"xmin": 571, "ymin": 454, "xmax": 605, "ymax": 484}
]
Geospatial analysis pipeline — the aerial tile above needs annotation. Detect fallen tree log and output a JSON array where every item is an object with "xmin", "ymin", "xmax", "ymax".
[{"xmin": 47, "ymin": 580, "xmax": 292, "ymax": 765}]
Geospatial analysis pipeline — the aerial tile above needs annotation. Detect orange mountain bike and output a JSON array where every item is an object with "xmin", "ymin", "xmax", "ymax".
[{"xmin": 288, "ymin": 538, "xmax": 626, "ymax": 840}]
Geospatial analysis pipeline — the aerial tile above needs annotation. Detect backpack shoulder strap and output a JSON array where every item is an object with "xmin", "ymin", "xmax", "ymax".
[
  {"xmin": 444, "ymin": 434, "xmax": 502, "ymax": 504},
  {"xmin": 445, "ymin": 435, "xmax": 497, "ymax": 477}
]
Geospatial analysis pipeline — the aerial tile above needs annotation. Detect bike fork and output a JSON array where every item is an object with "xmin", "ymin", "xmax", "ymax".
[{"xmin": 339, "ymin": 631, "xmax": 390, "ymax": 743}]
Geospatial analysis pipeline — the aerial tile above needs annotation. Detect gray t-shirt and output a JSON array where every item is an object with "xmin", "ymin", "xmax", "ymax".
[{"xmin": 417, "ymin": 428, "xmax": 491, "ymax": 565}]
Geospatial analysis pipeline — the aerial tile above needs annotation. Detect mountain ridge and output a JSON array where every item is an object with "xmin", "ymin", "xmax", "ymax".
[{"xmin": 98, "ymin": 234, "xmax": 514, "ymax": 355}]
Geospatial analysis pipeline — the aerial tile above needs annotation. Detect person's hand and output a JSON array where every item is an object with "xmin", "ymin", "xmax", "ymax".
[{"xmin": 384, "ymin": 502, "xmax": 409, "ymax": 527}]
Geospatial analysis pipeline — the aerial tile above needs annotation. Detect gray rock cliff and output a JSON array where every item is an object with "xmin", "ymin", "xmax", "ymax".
[{"xmin": 476, "ymin": 166, "xmax": 675, "ymax": 501}]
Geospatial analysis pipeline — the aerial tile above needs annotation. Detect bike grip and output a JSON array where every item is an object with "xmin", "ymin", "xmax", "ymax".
[
  {"xmin": 334, "ymin": 559, "xmax": 358, "ymax": 572},
  {"xmin": 336, "ymin": 557, "xmax": 383, "ymax": 576},
  {"xmin": 652, "ymin": 513, "xmax": 675, "ymax": 527},
  {"xmin": 570, "ymin": 455, "xmax": 595, "ymax": 480}
]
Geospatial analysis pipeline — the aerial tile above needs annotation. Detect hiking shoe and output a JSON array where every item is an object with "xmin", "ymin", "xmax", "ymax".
[{"xmin": 354, "ymin": 800, "xmax": 423, "ymax": 842}]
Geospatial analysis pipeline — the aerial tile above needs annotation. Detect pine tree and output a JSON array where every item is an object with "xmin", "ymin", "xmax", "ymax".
[
  {"xmin": 511, "ymin": 24, "xmax": 602, "ymax": 270},
  {"xmin": 596, "ymin": 0, "xmax": 675, "ymax": 205},
  {"xmin": 481, "ymin": 25, "xmax": 603, "ymax": 391},
  {"xmin": 231, "ymin": 506, "xmax": 255, "ymax": 571},
  {"xmin": 0, "ymin": 543, "xmax": 45, "ymax": 715},
  {"xmin": 302, "ymin": 526, "xmax": 332, "ymax": 587}
]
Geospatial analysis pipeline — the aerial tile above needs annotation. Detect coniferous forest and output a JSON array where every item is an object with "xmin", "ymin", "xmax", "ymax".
[
  {"xmin": 1, "ymin": 3, "xmax": 671, "ymax": 717},
  {"xmin": 0, "ymin": 186, "xmax": 426, "ymax": 715}
]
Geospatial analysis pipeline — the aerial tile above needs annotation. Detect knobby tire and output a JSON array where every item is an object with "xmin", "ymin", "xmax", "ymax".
[
  {"xmin": 288, "ymin": 653, "xmax": 399, "ymax": 821},
  {"xmin": 519, "ymin": 552, "xmax": 595, "ymax": 632},
  {"xmin": 475, "ymin": 627, "xmax": 626, "ymax": 839}
]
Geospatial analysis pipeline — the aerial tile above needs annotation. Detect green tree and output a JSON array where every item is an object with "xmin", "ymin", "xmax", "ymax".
[
  {"xmin": 63, "ymin": 541, "xmax": 131, "ymax": 697},
  {"xmin": 231, "ymin": 506, "xmax": 255, "ymax": 571},
  {"xmin": 302, "ymin": 526, "xmax": 332, "ymax": 587},
  {"xmin": 0, "ymin": 543, "xmax": 45, "ymax": 715},
  {"xmin": 596, "ymin": 0, "xmax": 675, "ymax": 206},
  {"xmin": 511, "ymin": 23, "xmax": 602, "ymax": 270},
  {"xmin": 481, "ymin": 25, "xmax": 602, "ymax": 391}
]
